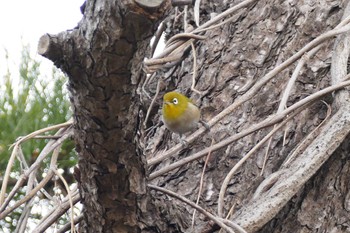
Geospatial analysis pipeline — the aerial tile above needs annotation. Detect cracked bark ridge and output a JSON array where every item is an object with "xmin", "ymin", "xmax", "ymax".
[{"xmin": 38, "ymin": 1, "xmax": 179, "ymax": 233}]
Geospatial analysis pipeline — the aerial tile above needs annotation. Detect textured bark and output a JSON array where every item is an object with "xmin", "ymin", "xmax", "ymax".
[
  {"xmin": 39, "ymin": 1, "xmax": 178, "ymax": 232},
  {"xmin": 258, "ymin": 136, "xmax": 350, "ymax": 232},
  {"xmin": 145, "ymin": 0, "xmax": 350, "ymax": 232},
  {"xmin": 38, "ymin": 0, "xmax": 350, "ymax": 232}
]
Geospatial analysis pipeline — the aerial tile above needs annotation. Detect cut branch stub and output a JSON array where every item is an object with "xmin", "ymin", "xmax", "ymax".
[
  {"xmin": 38, "ymin": 34, "xmax": 64, "ymax": 67},
  {"xmin": 135, "ymin": 0, "xmax": 166, "ymax": 9}
]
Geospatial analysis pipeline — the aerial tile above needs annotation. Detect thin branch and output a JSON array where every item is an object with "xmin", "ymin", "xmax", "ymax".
[
  {"xmin": 220, "ymin": 219, "xmax": 248, "ymax": 233},
  {"xmin": 142, "ymin": 72, "xmax": 156, "ymax": 99},
  {"xmin": 165, "ymin": 33, "xmax": 206, "ymax": 47},
  {"xmin": 10, "ymin": 120, "xmax": 73, "ymax": 149},
  {"xmin": 0, "ymin": 120, "xmax": 72, "ymax": 206},
  {"xmin": 194, "ymin": 0, "xmax": 201, "ymax": 26},
  {"xmin": 15, "ymin": 144, "xmax": 62, "ymax": 233},
  {"xmin": 261, "ymin": 44, "xmax": 324, "ymax": 175},
  {"xmin": 0, "ymin": 127, "xmax": 73, "ymax": 213},
  {"xmin": 33, "ymin": 135, "xmax": 63, "ymax": 139},
  {"xmin": 147, "ymin": 19, "xmax": 350, "ymax": 166},
  {"xmin": 144, "ymin": 0, "xmax": 257, "ymax": 73},
  {"xmin": 232, "ymin": 7, "xmax": 350, "ymax": 230},
  {"xmin": 278, "ymin": 45, "xmax": 323, "ymax": 113},
  {"xmin": 149, "ymin": 78, "xmax": 350, "ymax": 179},
  {"xmin": 53, "ymin": 169, "xmax": 76, "ymax": 233},
  {"xmin": 35, "ymin": 186, "xmax": 79, "ymax": 228},
  {"xmin": 191, "ymin": 138, "xmax": 214, "ymax": 227},
  {"xmin": 0, "ymin": 170, "xmax": 54, "ymax": 219},
  {"xmin": 151, "ymin": 22, "xmax": 166, "ymax": 57},
  {"xmin": 217, "ymin": 104, "xmax": 308, "ymax": 217},
  {"xmin": 32, "ymin": 190, "xmax": 80, "ymax": 233},
  {"xmin": 282, "ymin": 101, "xmax": 332, "ymax": 166},
  {"xmin": 184, "ymin": 5, "xmax": 188, "ymax": 30},
  {"xmin": 193, "ymin": 0, "xmax": 257, "ymax": 34},
  {"xmin": 14, "ymin": 198, "xmax": 35, "ymax": 233},
  {"xmin": 190, "ymin": 42, "xmax": 202, "ymax": 94},
  {"xmin": 145, "ymin": 38, "xmax": 193, "ymax": 68},
  {"xmin": 16, "ymin": 145, "xmax": 29, "ymax": 172},
  {"xmin": 233, "ymin": 103, "xmax": 350, "ymax": 232},
  {"xmin": 57, "ymin": 214, "xmax": 83, "ymax": 233},
  {"xmin": 148, "ymin": 184, "xmax": 238, "ymax": 233},
  {"xmin": 143, "ymin": 79, "xmax": 162, "ymax": 128}
]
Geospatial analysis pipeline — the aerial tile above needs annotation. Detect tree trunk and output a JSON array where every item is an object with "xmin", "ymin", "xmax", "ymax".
[
  {"xmin": 39, "ymin": 0, "xmax": 350, "ymax": 232},
  {"xmin": 39, "ymin": 1, "xmax": 178, "ymax": 232}
]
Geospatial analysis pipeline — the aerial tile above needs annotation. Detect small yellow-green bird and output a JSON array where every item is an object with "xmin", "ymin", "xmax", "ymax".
[{"xmin": 162, "ymin": 91, "xmax": 201, "ymax": 140}]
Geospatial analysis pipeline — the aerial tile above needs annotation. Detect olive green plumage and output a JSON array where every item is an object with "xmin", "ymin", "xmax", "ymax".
[{"xmin": 162, "ymin": 91, "xmax": 200, "ymax": 135}]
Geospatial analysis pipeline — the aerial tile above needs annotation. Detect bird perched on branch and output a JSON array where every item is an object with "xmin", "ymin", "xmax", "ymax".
[{"xmin": 162, "ymin": 91, "xmax": 208, "ymax": 145}]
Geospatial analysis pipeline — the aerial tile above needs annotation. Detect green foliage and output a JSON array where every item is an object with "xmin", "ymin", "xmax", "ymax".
[
  {"xmin": 0, "ymin": 45, "xmax": 76, "ymax": 232},
  {"xmin": 0, "ymin": 45, "xmax": 74, "ymax": 171}
]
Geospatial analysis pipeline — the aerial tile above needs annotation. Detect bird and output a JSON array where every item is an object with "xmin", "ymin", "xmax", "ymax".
[{"xmin": 162, "ymin": 91, "xmax": 207, "ymax": 145}]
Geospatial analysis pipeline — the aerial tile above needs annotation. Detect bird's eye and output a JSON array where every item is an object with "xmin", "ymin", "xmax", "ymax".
[{"xmin": 172, "ymin": 98, "xmax": 178, "ymax": 105}]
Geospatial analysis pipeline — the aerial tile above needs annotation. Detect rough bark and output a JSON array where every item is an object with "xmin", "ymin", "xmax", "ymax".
[
  {"xmin": 145, "ymin": 0, "xmax": 350, "ymax": 232},
  {"xmin": 258, "ymin": 135, "xmax": 350, "ymax": 232},
  {"xmin": 38, "ymin": 0, "xmax": 350, "ymax": 232},
  {"xmin": 39, "ymin": 1, "xmax": 179, "ymax": 232}
]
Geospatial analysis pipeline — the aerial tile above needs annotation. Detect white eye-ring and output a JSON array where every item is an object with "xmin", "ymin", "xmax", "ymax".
[{"xmin": 172, "ymin": 98, "xmax": 178, "ymax": 105}]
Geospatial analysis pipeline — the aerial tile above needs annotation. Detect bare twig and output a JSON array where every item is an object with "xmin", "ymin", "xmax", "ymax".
[
  {"xmin": 190, "ymin": 42, "xmax": 202, "ymax": 94},
  {"xmin": 151, "ymin": 22, "xmax": 166, "ymax": 57},
  {"xmin": 14, "ymin": 198, "xmax": 35, "ymax": 233},
  {"xmin": 184, "ymin": 5, "xmax": 188, "ymax": 30},
  {"xmin": 57, "ymin": 214, "xmax": 83, "ymax": 233},
  {"xmin": 148, "ymin": 184, "xmax": 237, "ymax": 233},
  {"xmin": 232, "ymin": 6, "xmax": 350, "ymax": 231},
  {"xmin": 192, "ymin": 0, "xmax": 257, "ymax": 34},
  {"xmin": 15, "ymin": 144, "xmax": 62, "ymax": 233},
  {"xmin": 0, "ymin": 127, "xmax": 73, "ymax": 213},
  {"xmin": 0, "ymin": 170, "xmax": 55, "ymax": 219},
  {"xmin": 142, "ymin": 72, "xmax": 156, "ymax": 99},
  {"xmin": 53, "ymin": 168, "xmax": 76, "ymax": 233},
  {"xmin": 149, "ymin": 79, "xmax": 350, "ymax": 179},
  {"xmin": 147, "ymin": 19, "xmax": 350, "ymax": 166},
  {"xmin": 0, "ymin": 120, "xmax": 73, "ymax": 206},
  {"xmin": 144, "ymin": 79, "xmax": 163, "ymax": 127},
  {"xmin": 194, "ymin": 0, "xmax": 201, "ymax": 26},
  {"xmin": 261, "ymin": 44, "xmax": 324, "ymax": 175},
  {"xmin": 220, "ymin": 219, "xmax": 248, "ymax": 233},
  {"xmin": 233, "ymin": 103, "xmax": 350, "ymax": 232},
  {"xmin": 144, "ymin": 0, "xmax": 257, "ymax": 73},
  {"xmin": 10, "ymin": 120, "xmax": 73, "ymax": 150},
  {"xmin": 217, "ymin": 104, "xmax": 307, "ymax": 217},
  {"xmin": 32, "ymin": 190, "xmax": 80, "ymax": 233},
  {"xmin": 282, "ymin": 101, "xmax": 332, "ymax": 166},
  {"xmin": 0, "ymin": 141, "xmax": 63, "ymax": 219},
  {"xmin": 165, "ymin": 33, "xmax": 206, "ymax": 47},
  {"xmin": 191, "ymin": 138, "xmax": 214, "ymax": 227},
  {"xmin": 33, "ymin": 135, "xmax": 63, "ymax": 139},
  {"xmin": 278, "ymin": 45, "xmax": 323, "ymax": 113}
]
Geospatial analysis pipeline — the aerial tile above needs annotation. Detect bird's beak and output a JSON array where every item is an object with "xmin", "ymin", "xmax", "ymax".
[{"xmin": 164, "ymin": 101, "xmax": 171, "ymax": 105}]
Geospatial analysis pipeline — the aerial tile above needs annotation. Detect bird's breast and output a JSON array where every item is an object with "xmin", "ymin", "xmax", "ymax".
[{"xmin": 163, "ymin": 102, "xmax": 200, "ymax": 134}]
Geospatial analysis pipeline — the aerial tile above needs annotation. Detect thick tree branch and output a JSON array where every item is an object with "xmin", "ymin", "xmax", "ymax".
[{"xmin": 38, "ymin": 34, "xmax": 64, "ymax": 66}]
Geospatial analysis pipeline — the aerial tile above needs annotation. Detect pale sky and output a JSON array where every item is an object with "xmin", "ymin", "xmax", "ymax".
[{"xmin": 0, "ymin": 0, "xmax": 84, "ymax": 78}]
